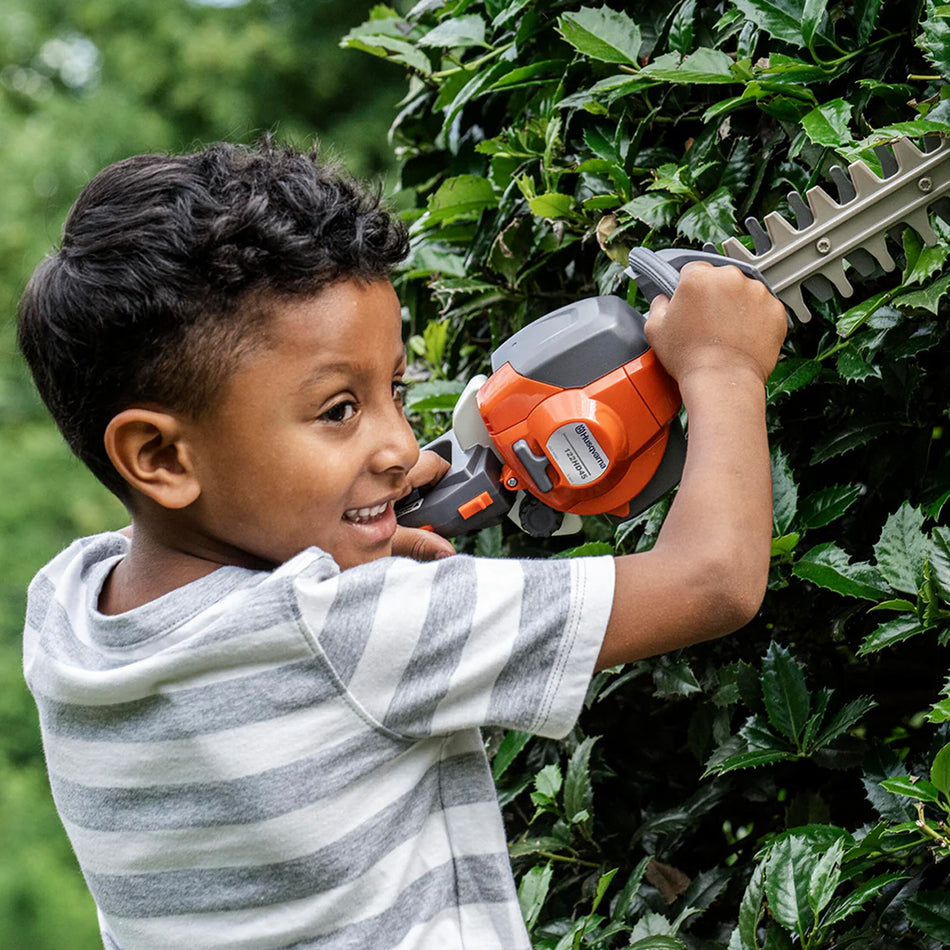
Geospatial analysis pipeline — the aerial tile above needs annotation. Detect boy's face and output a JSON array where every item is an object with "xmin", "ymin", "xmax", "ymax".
[{"xmin": 185, "ymin": 279, "xmax": 420, "ymax": 570}]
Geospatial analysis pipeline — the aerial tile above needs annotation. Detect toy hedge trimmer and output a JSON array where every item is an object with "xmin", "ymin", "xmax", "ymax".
[{"xmin": 396, "ymin": 135, "xmax": 950, "ymax": 538}]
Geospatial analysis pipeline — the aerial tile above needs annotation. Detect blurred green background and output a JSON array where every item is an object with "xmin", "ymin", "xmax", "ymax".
[{"xmin": 0, "ymin": 1, "xmax": 404, "ymax": 945}]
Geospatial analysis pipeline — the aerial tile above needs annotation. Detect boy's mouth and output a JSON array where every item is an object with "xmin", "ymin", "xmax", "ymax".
[{"xmin": 342, "ymin": 501, "xmax": 391, "ymax": 524}]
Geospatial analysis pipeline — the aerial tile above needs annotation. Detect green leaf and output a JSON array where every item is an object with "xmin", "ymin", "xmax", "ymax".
[
  {"xmin": 669, "ymin": 0, "xmax": 697, "ymax": 53},
  {"xmin": 534, "ymin": 762, "xmax": 563, "ymax": 800},
  {"xmin": 732, "ymin": 0, "xmax": 806, "ymax": 45},
  {"xmin": 929, "ymin": 742, "xmax": 950, "ymax": 797},
  {"xmin": 653, "ymin": 659, "xmax": 702, "ymax": 698},
  {"xmin": 801, "ymin": 0, "xmax": 829, "ymax": 46},
  {"xmin": 676, "ymin": 186, "xmax": 736, "ymax": 243},
  {"xmin": 771, "ymin": 448, "xmax": 798, "ymax": 535},
  {"xmin": 930, "ymin": 697, "xmax": 950, "ymax": 723},
  {"xmin": 557, "ymin": 7, "xmax": 642, "ymax": 65},
  {"xmin": 835, "ymin": 290, "xmax": 891, "ymax": 337},
  {"xmin": 902, "ymin": 227, "xmax": 950, "ymax": 286},
  {"xmin": 919, "ymin": 0, "xmax": 950, "ymax": 77},
  {"xmin": 880, "ymin": 776, "xmax": 943, "ymax": 802},
  {"xmin": 765, "ymin": 835, "xmax": 818, "ymax": 934},
  {"xmin": 640, "ymin": 48, "xmax": 737, "ymax": 84},
  {"xmin": 734, "ymin": 861, "xmax": 766, "ymax": 950},
  {"xmin": 835, "ymin": 344, "xmax": 880, "ymax": 382},
  {"xmin": 517, "ymin": 862, "xmax": 553, "ymax": 931},
  {"xmin": 793, "ymin": 543, "xmax": 890, "ymax": 601},
  {"xmin": 620, "ymin": 192, "xmax": 683, "ymax": 229},
  {"xmin": 810, "ymin": 421, "xmax": 892, "ymax": 463},
  {"xmin": 798, "ymin": 484, "xmax": 862, "ymax": 530},
  {"xmin": 813, "ymin": 696, "xmax": 876, "ymax": 749},
  {"xmin": 417, "ymin": 14, "xmax": 487, "ymax": 49},
  {"xmin": 893, "ymin": 271, "xmax": 950, "ymax": 314},
  {"xmin": 628, "ymin": 937, "xmax": 686, "ymax": 950},
  {"xmin": 907, "ymin": 891, "xmax": 950, "ymax": 943},
  {"xmin": 854, "ymin": 0, "xmax": 883, "ymax": 44},
  {"xmin": 564, "ymin": 736, "xmax": 597, "ymax": 824},
  {"xmin": 492, "ymin": 730, "xmax": 531, "ymax": 782},
  {"xmin": 801, "ymin": 98, "xmax": 853, "ymax": 147},
  {"xmin": 529, "ymin": 192, "xmax": 574, "ymax": 219},
  {"xmin": 554, "ymin": 541, "xmax": 615, "ymax": 558},
  {"xmin": 873, "ymin": 502, "xmax": 928, "ymax": 596},
  {"xmin": 823, "ymin": 872, "xmax": 907, "ymax": 926},
  {"xmin": 424, "ymin": 175, "xmax": 498, "ymax": 224},
  {"xmin": 339, "ymin": 32, "xmax": 432, "ymax": 76},
  {"xmin": 807, "ymin": 837, "xmax": 843, "ymax": 916},
  {"xmin": 767, "ymin": 358, "xmax": 821, "ymax": 399},
  {"xmin": 858, "ymin": 616, "xmax": 932, "ymax": 655},
  {"xmin": 771, "ymin": 533, "xmax": 800, "ymax": 557},
  {"xmin": 708, "ymin": 748, "xmax": 794, "ymax": 776},
  {"xmin": 931, "ymin": 527, "xmax": 950, "ymax": 600},
  {"xmin": 761, "ymin": 642, "xmax": 810, "ymax": 744}
]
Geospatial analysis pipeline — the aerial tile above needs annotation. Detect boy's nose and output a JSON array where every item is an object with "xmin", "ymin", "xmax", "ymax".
[{"xmin": 370, "ymin": 406, "xmax": 420, "ymax": 475}]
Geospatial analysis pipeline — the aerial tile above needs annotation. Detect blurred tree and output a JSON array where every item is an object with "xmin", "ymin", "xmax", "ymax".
[{"xmin": 0, "ymin": 2, "xmax": 406, "ymax": 945}]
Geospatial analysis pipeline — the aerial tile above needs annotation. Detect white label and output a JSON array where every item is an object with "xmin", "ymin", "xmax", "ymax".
[{"xmin": 546, "ymin": 423, "xmax": 610, "ymax": 486}]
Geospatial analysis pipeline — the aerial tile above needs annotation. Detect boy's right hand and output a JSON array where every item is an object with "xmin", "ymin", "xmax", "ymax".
[{"xmin": 644, "ymin": 261, "xmax": 787, "ymax": 386}]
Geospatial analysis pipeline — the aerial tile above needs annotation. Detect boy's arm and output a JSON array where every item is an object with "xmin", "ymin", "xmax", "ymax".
[{"xmin": 597, "ymin": 262, "xmax": 787, "ymax": 669}]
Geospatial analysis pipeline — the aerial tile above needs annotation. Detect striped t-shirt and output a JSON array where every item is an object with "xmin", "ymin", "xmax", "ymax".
[{"xmin": 24, "ymin": 532, "xmax": 614, "ymax": 949}]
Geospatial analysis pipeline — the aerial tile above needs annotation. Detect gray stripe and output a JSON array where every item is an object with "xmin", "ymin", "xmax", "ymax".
[
  {"xmin": 275, "ymin": 853, "xmax": 522, "ymax": 950},
  {"xmin": 383, "ymin": 557, "xmax": 478, "ymax": 737},
  {"xmin": 487, "ymin": 559, "xmax": 572, "ymax": 727},
  {"xmin": 87, "ymin": 565, "xmax": 273, "ymax": 651},
  {"xmin": 84, "ymin": 752, "xmax": 488, "ymax": 917},
  {"xmin": 50, "ymin": 726, "xmax": 411, "ymax": 831},
  {"xmin": 36, "ymin": 654, "xmax": 341, "ymax": 743},
  {"xmin": 318, "ymin": 559, "xmax": 389, "ymax": 685}
]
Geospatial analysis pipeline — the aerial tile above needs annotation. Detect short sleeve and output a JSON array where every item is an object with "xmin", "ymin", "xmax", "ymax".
[{"xmin": 293, "ymin": 554, "xmax": 615, "ymax": 741}]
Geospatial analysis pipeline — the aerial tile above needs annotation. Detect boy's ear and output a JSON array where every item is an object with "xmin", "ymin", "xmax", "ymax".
[{"xmin": 104, "ymin": 409, "xmax": 201, "ymax": 510}]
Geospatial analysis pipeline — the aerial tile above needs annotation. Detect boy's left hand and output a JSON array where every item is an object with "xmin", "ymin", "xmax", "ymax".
[{"xmin": 392, "ymin": 450, "xmax": 456, "ymax": 561}]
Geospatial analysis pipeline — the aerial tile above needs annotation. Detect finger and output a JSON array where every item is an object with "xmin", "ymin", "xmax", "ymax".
[
  {"xmin": 408, "ymin": 449, "xmax": 451, "ymax": 489},
  {"xmin": 392, "ymin": 525, "xmax": 456, "ymax": 562}
]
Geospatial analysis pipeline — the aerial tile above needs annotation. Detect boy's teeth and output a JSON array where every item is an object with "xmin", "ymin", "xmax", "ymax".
[{"xmin": 344, "ymin": 502, "xmax": 388, "ymax": 523}]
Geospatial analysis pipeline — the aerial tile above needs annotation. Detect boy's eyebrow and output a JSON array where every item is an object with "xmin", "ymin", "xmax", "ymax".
[{"xmin": 296, "ymin": 349, "xmax": 407, "ymax": 393}]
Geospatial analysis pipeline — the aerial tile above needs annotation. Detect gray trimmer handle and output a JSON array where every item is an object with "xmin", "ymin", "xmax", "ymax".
[
  {"xmin": 394, "ymin": 429, "xmax": 513, "ymax": 537},
  {"xmin": 625, "ymin": 247, "xmax": 773, "ymax": 304}
]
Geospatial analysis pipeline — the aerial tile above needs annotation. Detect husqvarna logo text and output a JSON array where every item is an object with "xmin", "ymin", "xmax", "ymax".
[{"xmin": 547, "ymin": 423, "xmax": 611, "ymax": 486}]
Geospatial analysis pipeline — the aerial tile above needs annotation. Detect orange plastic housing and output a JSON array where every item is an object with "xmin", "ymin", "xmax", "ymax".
[{"xmin": 477, "ymin": 350, "xmax": 682, "ymax": 518}]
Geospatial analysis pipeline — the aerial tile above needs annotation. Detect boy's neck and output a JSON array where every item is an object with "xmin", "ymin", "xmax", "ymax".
[{"xmin": 98, "ymin": 523, "xmax": 270, "ymax": 615}]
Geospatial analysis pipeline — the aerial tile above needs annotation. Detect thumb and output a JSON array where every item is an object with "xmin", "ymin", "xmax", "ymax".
[{"xmin": 392, "ymin": 526, "xmax": 456, "ymax": 562}]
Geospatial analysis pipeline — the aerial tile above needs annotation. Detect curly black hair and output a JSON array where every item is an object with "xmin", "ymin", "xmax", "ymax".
[{"xmin": 17, "ymin": 139, "xmax": 409, "ymax": 498}]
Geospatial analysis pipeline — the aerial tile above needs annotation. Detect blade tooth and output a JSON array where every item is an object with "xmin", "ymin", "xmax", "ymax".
[
  {"xmin": 777, "ymin": 282, "xmax": 812, "ymax": 322},
  {"xmin": 720, "ymin": 236, "xmax": 758, "ymax": 264},
  {"xmin": 763, "ymin": 210, "xmax": 799, "ymax": 248},
  {"xmin": 702, "ymin": 241, "xmax": 721, "ymax": 255},
  {"xmin": 848, "ymin": 159, "xmax": 885, "ymax": 199},
  {"xmin": 803, "ymin": 273, "xmax": 837, "ymax": 302},
  {"xmin": 904, "ymin": 208, "xmax": 938, "ymax": 246},
  {"xmin": 819, "ymin": 260, "xmax": 854, "ymax": 298},
  {"xmin": 829, "ymin": 164, "xmax": 857, "ymax": 204},
  {"xmin": 845, "ymin": 248, "xmax": 879, "ymax": 278},
  {"xmin": 890, "ymin": 135, "xmax": 927, "ymax": 172},
  {"xmin": 861, "ymin": 233, "xmax": 896, "ymax": 272},
  {"xmin": 787, "ymin": 191, "xmax": 813, "ymax": 229},
  {"xmin": 744, "ymin": 216, "xmax": 772, "ymax": 254},
  {"xmin": 805, "ymin": 185, "xmax": 842, "ymax": 225},
  {"xmin": 874, "ymin": 144, "xmax": 899, "ymax": 178}
]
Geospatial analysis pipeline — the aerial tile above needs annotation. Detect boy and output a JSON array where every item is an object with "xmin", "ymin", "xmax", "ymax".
[{"xmin": 18, "ymin": 140, "xmax": 787, "ymax": 950}]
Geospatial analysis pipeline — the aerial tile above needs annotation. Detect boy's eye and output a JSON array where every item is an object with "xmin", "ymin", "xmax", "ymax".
[
  {"xmin": 392, "ymin": 380, "xmax": 408, "ymax": 405},
  {"xmin": 320, "ymin": 401, "xmax": 357, "ymax": 424}
]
